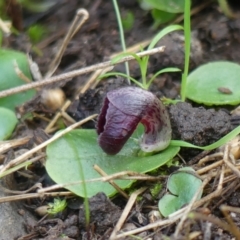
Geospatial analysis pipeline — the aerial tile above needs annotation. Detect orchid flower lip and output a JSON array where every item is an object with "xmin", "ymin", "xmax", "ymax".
[{"xmin": 96, "ymin": 87, "xmax": 172, "ymax": 155}]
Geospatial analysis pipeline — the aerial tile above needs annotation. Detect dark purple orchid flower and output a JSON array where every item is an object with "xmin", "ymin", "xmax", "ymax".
[{"xmin": 97, "ymin": 87, "xmax": 172, "ymax": 155}]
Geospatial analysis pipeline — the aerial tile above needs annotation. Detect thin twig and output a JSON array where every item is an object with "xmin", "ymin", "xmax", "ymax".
[
  {"xmin": 93, "ymin": 164, "xmax": 129, "ymax": 199},
  {"xmin": 197, "ymin": 160, "xmax": 223, "ymax": 175},
  {"xmin": 45, "ymin": 9, "xmax": 89, "ymax": 78},
  {"xmin": 0, "ymin": 137, "xmax": 31, "ymax": 154},
  {"xmin": 223, "ymin": 145, "xmax": 240, "ymax": 178},
  {"xmin": 189, "ymin": 212, "xmax": 233, "ymax": 234},
  {"xmin": 114, "ymin": 214, "xmax": 181, "ymax": 239},
  {"xmin": 14, "ymin": 61, "xmax": 32, "ymax": 84},
  {"xmin": 0, "ymin": 114, "xmax": 98, "ymax": 177},
  {"xmin": 0, "ymin": 154, "xmax": 46, "ymax": 178},
  {"xmin": 110, "ymin": 187, "xmax": 147, "ymax": 240},
  {"xmin": 45, "ymin": 100, "xmax": 72, "ymax": 132},
  {"xmin": 0, "ymin": 191, "xmax": 73, "ymax": 204},
  {"xmin": 38, "ymin": 171, "xmax": 166, "ymax": 194},
  {"xmin": 0, "ymin": 18, "xmax": 11, "ymax": 34},
  {"xmin": 0, "ymin": 47, "xmax": 165, "ymax": 99},
  {"xmin": 220, "ymin": 205, "xmax": 240, "ymax": 238}
]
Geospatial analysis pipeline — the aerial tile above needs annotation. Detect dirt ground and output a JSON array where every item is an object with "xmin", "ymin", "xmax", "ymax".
[{"xmin": 1, "ymin": 0, "xmax": 240, "ymax": 239}]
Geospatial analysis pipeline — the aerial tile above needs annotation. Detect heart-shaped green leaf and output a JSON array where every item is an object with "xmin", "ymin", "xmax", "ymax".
[
  {"xmin": 158, "ymin": 167, "xmax": 202, "ymax": 217},
  {"xmin": 186, "ymin": 61, "xmax": 240, "ymax": 105},
  {"xmin": 46, "ymin": 127, "xmax": 180, "ymax": 198},
  {"xmin": 0, "ymin": 107, "xmax": 18, "ymax": 140},
  {"xmin": 0, "ymin": 49, "xmax": 36, "ymax": 110}
]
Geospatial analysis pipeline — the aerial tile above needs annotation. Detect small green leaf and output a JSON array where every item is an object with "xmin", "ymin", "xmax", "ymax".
[
  {"xmin": 147, "ymin": 24, "xmax": 183, "ymax": 50},
  {"xmin": 158, "ymin": 167, "xmax": 202, "ymax": 217},
  {"xmin": 144, "ymin": 0, "xmax": 185, "ymax": 13},
  {"xmin": 27, "ymin": 24, "xmax": 48, "ymax": 44},
  {"xmin": 218, "ymin": 0, "xmax": 236, "ymax": 18},
  {"xmin": 122, "ymin": 11, "xmax": 135, "ymax": 31},
  {"xmin": 186, "ymin": 61, "xmax": 240, "ymax": 105},
  {"xmin": 147, "ymin": 67, "xmax": 181, "ymax": 88},
  {"xmin": 0, "ymin": 49, "xmax": 36, "ymax": 110},
  {"xmin": 47, "ymin": 198, "xmax": 67, "ymax": 215},
  {"xmin": 151, "ymin": 9, "xmax": 177, "ymax": 28},
  {"xmin": 0, "ymin": 107, "xmax": 18, "ymax": 140},
  {"xmin": 46, "ymin": 127, "xmax": 180, "ymax": 198},
  {"xmin": 98, "ymin": 72, "xmax": 142, "ymax": 88},
  {"xmin": 20, "ymin": 0, "xmax": 57, "ymax": 12}
]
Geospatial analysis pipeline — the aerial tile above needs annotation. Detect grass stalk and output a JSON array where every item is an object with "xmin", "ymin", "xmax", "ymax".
[
  {"xmin": 112, "ymin": 0, "xmax": 130, "ymax": 84},
  {"xmin": 181, "ymin": 0, "xmax": 191, "ymax": 101}
]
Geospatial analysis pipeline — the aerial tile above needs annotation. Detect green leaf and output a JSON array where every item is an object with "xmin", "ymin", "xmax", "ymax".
[
  {"xmin": 144, "ymin": 0, "xmax": 185, "ymax": 13},
  {"xmin": 141, "ymin": 24, "xmax": 183, "ymax": 86},
  {"xmin": 0, "ymin": 30, "xmax": 2, "ymax": 47},
  {"xmin": 46, "ymin": 127, "xmax": 180, "ymax": 198},
  {"xmin": 0, "ymin": 107, "xmax": 18, "ymax": 140},
  {"xmin": 158, "ymin": 167, "xmax": 202, "ymax": 217},
  {"xmin": 147, "ymin": 67, "xmax": 181, "ymax": 88},
  {"xmin": 151, "ymin": 9, "xmax": 177, "ymax": 29},
  {"xmin": 139, "ymin": 0, "xmax": 153, "ymax": 10},
  {"xmin": 27, "ymin": 24, "xmax": 48, "ymax": 44},
  {"xmin": 218, "ymin": 0, "xmax": 235, "ymax": 18},
  {"xmin": 122, "ymin": 11, "xmax": 135, "ymax": 31},
  {"xmin": 147, "ymin": 24, "xmax": 183, "ymax": 50},
  {"xmin": 170, "ymin": 124, "xmax": 240, "ymax": 151},
  {"xmin": 0, "ymin": 49, "xmax": 36, "ymax": 110},
  {"xmin": 186, "ymin": 61, "xmax": 240, "ymax": 105},
  {"xmin": 19, "ymin": 0, "xmax": 57, "ymax": 13},
  {"xmin": 98, "ymin": 72, "xmax": 143, "ymax": 88}
]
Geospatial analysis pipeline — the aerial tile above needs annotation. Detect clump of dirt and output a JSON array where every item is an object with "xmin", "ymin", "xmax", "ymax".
[
  {"xmin": 67, "ymin": 77, "xmax": 128, "ymax": 127},
  {"xmin": 79, "ymin": 192, "xmax": 121, "ymax": 237},
  {"xmin": 169, "ymin": 102, "xmax": 233, "ymax": 159},
  {"xmin": 169, "ymin": 102, "xmax": 232, "ymax": 145}
]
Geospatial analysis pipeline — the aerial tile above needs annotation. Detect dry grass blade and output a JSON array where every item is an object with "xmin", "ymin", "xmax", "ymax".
[
  {"xmin": 93, "ymin": 164, "xmax": 129, "ymax": 199},
  {"xmin": 0, "ymin": 182, "xmax": 42, "ymax": 195},
  {"xmin": 45, "ymin": 9, "xmax": 89, "ymax": 78},
  {"xmin": 197, "ymin": 160, "xmax": 223, "ymax": 175},
  {"xmin": 0, "ymin": 153, "xmax": 45, "ymax": 178},
  {"xmin": 0, "ymin": 114, "xmax": 97, "ymax": 177},
  {"xmin": 189, "ymin": 212, "xmax": 233, "ymax": 235},
  {"xmin": 198, "ymin": 152, "xmax": 223, "ymax": 165},
  {"xmin": 190, "ymin": 204, "xmax": 240, "ymax": 240},
  {"xmin": 223, "ymin": 144, "xmax": 240, "ymax": 178},
  {"xmin": 110, "ymin": 187, "xmax": 147, "ymax": 240},
  {"xmin": 0, "ymin": 191, "xmax": 73, "ymax": 204},
  {"xmin": 45, "ymin": 99, "xmax": 72, "ymax": 133},
  {"xmin": 38, "ymin": 171, "xmax": 165, "ymax": 194},
  {"xmin": 114, "ymin": 213, "xmax": 181, "ymax": 239},
  {"xmin": 220, "ymin": 205, "xmax": 240, "ymax": 238},
  {"xmin": 0, "ymin": 18, "xmax": 11, "ymax": 34},
  {"xmin": 0, "ymin": 47, "xmax": 165, "ymax": 98},
  {"xmin": 0, "ymin": 137, "xmax": 31, "ymax": 154}
]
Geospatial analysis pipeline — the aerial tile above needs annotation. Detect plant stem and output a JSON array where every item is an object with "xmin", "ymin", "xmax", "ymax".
[
  {"xmin": 112, "ymin": 0, "xmax": 130, "ymax": 84},
  {"xmin": 181, "ymin": 0, "xmax": 191, "ymax": 101}
]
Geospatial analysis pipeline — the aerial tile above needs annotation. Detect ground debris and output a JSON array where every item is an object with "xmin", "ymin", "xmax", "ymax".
[
  {"xmin": 169, "ymin": 102, "xmax": 232, "ymax": 159},
  {"xmin": 169, "ymin": 102, "xmax": 232, "ymax": 145},
  {"xmin": 79, "ymin": 192, "xmax": 122, "ymax": 236}
]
